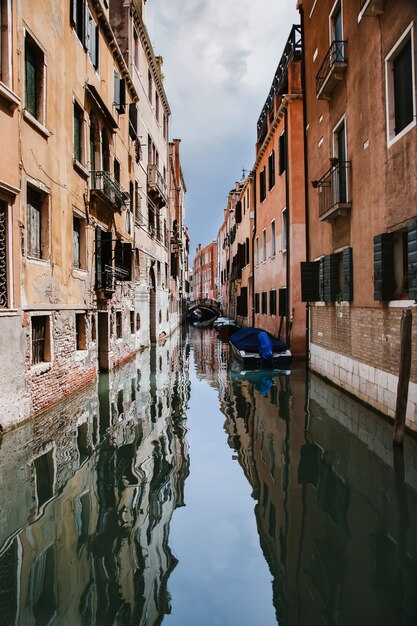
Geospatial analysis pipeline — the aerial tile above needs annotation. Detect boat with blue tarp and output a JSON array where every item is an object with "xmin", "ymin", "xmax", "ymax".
[{"xmin": 230, "ymin": 327, "xmax": 291, "ymax": 370}]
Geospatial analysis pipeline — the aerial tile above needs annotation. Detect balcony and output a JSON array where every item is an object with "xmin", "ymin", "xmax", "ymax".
[
  {"xmin": 98, "ymin": 264, "xmax": 130, "ymax": 294},
  {"xmin": 312, "ymin": 160, "xmax": 351, "ymax": 221},
  {"xmin": 90, "ymin": 171, "xmax": 130, "ymax": 212},
  {"xmin": 316, "ymin": 41, "xmax": 347, "ymax": 100},
  {"xmin": 359, "ymin": 0, "xmax": 384, "ymax": 17},
  {"xmin": 147, "ymin": 164, "xmax": 168, "ymax": 205}
]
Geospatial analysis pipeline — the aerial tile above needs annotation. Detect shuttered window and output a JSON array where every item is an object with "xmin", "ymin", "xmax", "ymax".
[
  {"xmin": 322, "ymin": 254, "xmax": 340, "ymax": 302},
  {"xmin": 394, "ymin": 37, "xmax": 413, "ymax": 135},
  {"xmin": 279, "ymin": 132, "xmax": 286, "ymax": 175},
  {"xmin": 73, "ymin": 217, "xmax": 81, "ymax": 268},
  {"xmin": 268, "ymin": 150, "xmax": 275, "ymax": 190},
  {"xmin": 269, "ymin": 289, "xmax": 277, "ymax": 315},
  {"xmin": 25, "ymin": 35, "xmax": 44, "ymax": 121},
  {"xmin": 171, "ymin": 251, "xmax": 177, "ymax": 278},
  {"xmin": 408, "ymin": 218, "xmax": 417, "ymax": 300},
  {"xmin": 235, "ymin": 200, "xmax": 242, "ymax": 224},
  {"xmin": 255, "ymin": 292, "xmax": 260, "ymax": 314},
  {"xmin": 114, "ymin": 71, "xmax": 126, "ymax": 114},
  {"xmin": 27, "ymin": 186, "xmax": 48, "ymax": 260},
  {"xmin": 374, "ymin": 233, "xmax": 395, "ymax": 301},
  {"xmin": 73, "ymin": 102, "xmax": 84, "ymax": 162},
  {"xmin": 279, "ymin": 288, "xmax": 287, "ymax": 316},
  {"xmin": 301, "ymin": 261, "xmax": 320, "ymax": 302},
  {"xmin": 261, "ymin": 291, "xmax": 267, "ymax": 314},
  {"xmin": 71, "ymin": 0, "xmax": 98, "ymax": 69},
  {"xmin": 342, "ymin": 247, "xmax": 353, "ymax": 301},
  {"xmin": 129, "ymin": 103, "xmax": 138, "ymax": 139},
  {"xmin": 259, "ymin": 167, "xmax": 266, "ymax": 202}
]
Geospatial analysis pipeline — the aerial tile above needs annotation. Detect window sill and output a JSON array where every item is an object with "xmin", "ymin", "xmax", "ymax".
[
  {"xmin": 31, "ymin": 361, "xmax": 52, "ymax": 375},
  {"xmin": 73, "ymin": 159, "xmax": 89, "ymax": 179},
  {"xmin": 23, "ymin": 110, "xmax": 50, "ymax": 138},
  {"xmin": 0, "ymin": 308, "xmax": 20, "ymax": 317},
  {"xmin": 388, "ymin": 299, "xmax": 416, "ymax": 308},
  {"xmin": 26, "ymin": 256, "xmax": 50, "ymax": 266},
  {"xmin": 0, "ymin": 81, "xmax": 20, "ymax": 110},
  {"xmin": 72, "ymin": 266, "xmax": 88, "ymax": 275},
  {"xmin": 387, "ymin": 119, "xmax": 416, "ymax": 148}
]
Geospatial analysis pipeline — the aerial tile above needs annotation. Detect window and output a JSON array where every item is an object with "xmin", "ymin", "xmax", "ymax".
[
  {"xmin": 115, "ymin": 311, "xmax": 122, "ymax": 338},
  {"xmin": 130, "ymin": 310, "xmax": 135, "ymax": 334},
  {"xmin": 301, "ymin": 248, "xmax": 353, "ymax": 302},
  {"xmin": 129, "ymin": 102, "xmax": 138, "ymax": 139},
  {"xmin": 114, "ymin": 71, "xmax": 126, "ymax": 114},
  {"xmin": 73, "ymin": 215, "xmax": 86, "ymax": 269},
  {"xmin": 114, "ymin": 158, "xmax": 120, "ymax": 183},
  {"xmin": 279, "ymin": 132, "xmax": 286, "ymax": 174},
  {"xmin": 0, "ymin": 0, "xmax": 12, "ymax": 88},
  {"xmin": 155, "ymin": 92, "xmax": 160, "ymax": 121},
  {"xmin": 31, "ymin": 315, "xmax": 51, "ymax": 365},
  {"xmin": 268, "ymin": 150, "xmax": 275, "ymax": 190},
  {"xmin": 261, "ymin": 291, "xmax": 267, "ymax": 314},
  {"xmin": 24, "ymin": 32, "xmax": 45, "ymax": 122},
  {"xmin": 271, "ymin": 220, "xmax": 276, "ymax": 256},
  {"xmin": 133, "ymin": 28, "xmax": 139, "ymax": 68},
  {"xmin": 270, "ymin": 290, "xmax": 277, "ymax": 315},
  {"xmin": 73, "ymin": 101, "xmax": 84, "ymax": 163},
  {"xmin": 262, "ymin": 229, "xmax": 267, "ymax": 261},
  {"xmin": 27, "ymin": 185, "xmax": 49, "ymax": 260},
  {"xmin": 75, "ymin": 313, "xmax": 87, "ymax": 350},
  {"xmin": 71, "ymin": 0, "xmax": 99, "ymax": 69},
  {"xmin": 0, "ymin": 200, "xmax": 8, "ymax": 308},
  {"xmin": 255, "ymin": 292, "xmax": 260, "ymax": 313},
  {"xmin": 374, "ymin": 229, "xmax": 410, "ymax": 300},
  {"xmin": 255, "ymin": 236, "xmax": 259, "ymax": 265},
  {"xmin": 163, "ymin": 113, "xmax": 167, "ymax": 139},
  {"xmin": 148, "ymin": 70, "xmax": 152, "ymax": 103},
  {"xmin": 385, "ymin": 25, "xmax": 415, "ymax": 144},
  {"xmin": 259, "ymin": 167, "xmax": 266, "ymax": 202},
  {"xmin": 282, "ymin": 208, "xmax": 288, "ymax": 252}
]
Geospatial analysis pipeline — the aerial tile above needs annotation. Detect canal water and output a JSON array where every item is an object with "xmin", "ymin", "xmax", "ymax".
[{"xmin": 0, "ymin": 327, "xmax": 416, "ymax": 625}]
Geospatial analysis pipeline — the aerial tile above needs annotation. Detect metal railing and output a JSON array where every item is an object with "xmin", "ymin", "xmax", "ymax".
[
  {"xmin": 90, "ymin": 171, "xmax": 130, "ymax": 212},
  {"xmin": 101, "ymin": 264, "xmax": 130, "ymax": 292},
  {"xmin": 147, "ymin": 164, "xmax": 168, "ymax": 203},
  {"xmin": 316, "ymin": 41, "xmax": 346, "ymax": 97},
  {"xmin": 314, "ymin": 160, "xmax": 351, "ymax": 218}
]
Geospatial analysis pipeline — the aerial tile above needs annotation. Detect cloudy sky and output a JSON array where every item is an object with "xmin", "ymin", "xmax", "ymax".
[{"xmin": 146, "ymin": 0, "xmax": 299, "ymax": 260}]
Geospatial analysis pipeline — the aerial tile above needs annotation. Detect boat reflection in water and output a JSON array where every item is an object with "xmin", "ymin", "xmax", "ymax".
[
  {"xmin": 0, "ymin": 329, "xmax": 190, "ymax": 626},
  {"xmin": 220, "ymin": 359, "xmax": 417, "ymax": 626}
]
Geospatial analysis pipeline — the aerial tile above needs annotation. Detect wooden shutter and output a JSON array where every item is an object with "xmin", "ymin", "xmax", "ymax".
[
  {"xmin": 114, "ymin": 71, "xmax": 120, "ymax": 109},
  {"xmin": 83, "ymin": 0, "xmax": 89, "ymax": 49},
  {"xmin": 95, "ymin": 226, "xmax": 103, "ymax": 288},
  {"xmin": 279, "ymin": 133, "xmax": 286, "ymax": 175},
  {"xmin": 119, "ymin": 79, "xmax": 126, "ymax": 113},
  {"xmin": 342, "ymin": 247, "xmax": 353, "ymax": 301},
  {"xmin": 70, "ymin": 0, "xmax": 78, "ymax": 27},
  {"xmin": 323, "ymin": 254, "xmax": 339, "ymax": 302},
  {"xmin": 90, "ymin": 21, "xmax": 99, "ymax": 69},
  {"xmin": 408, "ymin": 218, "xmax": 417, "ymax": 300},
  {"xmin": 241, "ymin": 287, "xmax": 248, "ymax": 317},
  {"xmin": 129, "ymin": 103, "xmax": 138, "ymax": 139},
  {"xmin": 25, "ymin": 38, "xmax": 37, "ymax": 117},
  {"xmin": 279, "ymin": 287, "xmax": 287, "ymax": 316},
  {"xmin": 374, "ymin": 233, "xmax": 394, "ymax": 301},
  {"xmin": 235, "ymin": 200, "xmax": 242, "ymax": 224},
  {"xmin": 301, "ymin": 262, "xmax": 320, "ymax": 301},
  {"xmin": 171, "ymin": 252, "xmax": 177, "ymax": 278}
]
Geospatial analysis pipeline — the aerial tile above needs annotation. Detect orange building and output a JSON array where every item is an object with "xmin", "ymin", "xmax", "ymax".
[
  {"xmin": 253, "ymin": 25, "xmax": 306, "ymax": 357},
  {"xmin": 299, "ymin": 0, "xmax": 417, "ymax": 430},
  {"xmin": 193, "ymin": 241, "xmax": 218, "ymax": 303}
]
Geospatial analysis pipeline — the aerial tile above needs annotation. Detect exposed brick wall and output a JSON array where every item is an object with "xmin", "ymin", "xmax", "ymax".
[
  {"xmin": 311, "ymin": 304, "xmax": 417, "ymax": 383},
  {"xmin": 26, "ymin": 310, "xmax": 98, "ymax": 416}
]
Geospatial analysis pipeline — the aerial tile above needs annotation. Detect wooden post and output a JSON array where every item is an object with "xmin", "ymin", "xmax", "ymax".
[{"xmin": 393, "ymin": 309, "xmax": 412, "ymax": 446}]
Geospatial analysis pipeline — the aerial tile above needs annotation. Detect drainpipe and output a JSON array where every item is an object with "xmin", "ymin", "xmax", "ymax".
[
  {"xmin": 299, "ymin": 2, "xmax": 311, "ymax": 366},
  {"xmin": 251, "ymin": 171, "xmax": 257, "ymax": 327},
  {"xmin": 284, "ymin": 107, "xmax": 291, "ymax": 346}
]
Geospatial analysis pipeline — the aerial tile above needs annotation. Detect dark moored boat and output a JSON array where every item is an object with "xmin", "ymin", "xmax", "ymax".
[
  {"xmin": 213, "ymin": 317, "xmax": 240, "ymax": 340},
  {"xmin": 230, "ymin": 327, "xmax": 291, "ymax": 370}
]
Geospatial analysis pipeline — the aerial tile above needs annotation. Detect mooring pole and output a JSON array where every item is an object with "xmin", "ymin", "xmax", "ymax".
[{"xmin": 393, "ymin": 309, "xmax": 412, "ymax": 446}]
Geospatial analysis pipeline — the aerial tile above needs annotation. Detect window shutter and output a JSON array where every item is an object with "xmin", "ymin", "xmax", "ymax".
[
  {"xmin": 129, "ymin": 103, "xmax": 138, "ymax": 139},
  {"xmin": 122, "ymin": 243, "xmax": 132, "ymax": 280},
  {"xmin": 342, "ymin": 247, "xmax": 353, "ymax": 301},
  {"xmin": 171, "ymin": 252, "xmax": 177, "ymax": 278},
  {"xmin": 91, "ymin": 21, "xmax": 99, "ymax": 69},
  {"xmin": 114, "ymin": 72, "xmax": 120, "ymax": 109},
  {"xmin": 323, "ymin": 254, "xmax": 339, "ymax": 302},
  {"xmin": 245, "ymin": 237, "xmax": 249, "ymax": 265},
  {"xmin": 235, "ymin": 200, "xmax": 242, "ymax": 224},
  {"xmin": 95, "ymin": 226, "xmax": 103, "ymax": 288},
  {"xmin": 301, "ymin": 261, "xmax": 320, "ymax": 302},
  {"xmin": 115, "ymin": 239, "xmax": 123, "ymax": 269},
  {"xmin": 374, "ymin": 233, "xmax": 394, "ymax": 301},
  {"xmin": 70, "ymin": 0, "xmax": 78, "ymax": 27},
  {"xmin": 240, "ymin": 287, "xmax": 248, "ymax": 317},
  {"xmin": 408, "ymin": 218, "xmax": 417, "ymax": 300},
  {"xmin": 279, "ymin": 287, "xmax": 287, "ymax": 316},
  {"xmin": 279, "ymin": 133, "xmax": 286, "ymax": 175},
  {"xmin": 83, "ymin": 0, "xmax": 89, "ymax": 49},
  {"xmin": 119, "ymin": 79, "xmax": 126, "ymax": 113}
]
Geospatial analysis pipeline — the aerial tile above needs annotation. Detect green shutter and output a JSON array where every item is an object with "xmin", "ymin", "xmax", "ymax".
[
  {"xmin": 301, "ymin": 262, "xmax": 320, "ymax": 302},
  {"xmin": 408, "ymin": 219, "xmax": 417, "ymax": 300},
  {"xmin": 323, "ymin": 254, "xmax": 339, "ymax": 302},
  {"xmin": 342, "ymin": 247, "xmax": 353, "ymax": 301},
  {"xmin": 114, "ymin": 72, "xmax": 120, "ymax": 109},
  {"xmin": 374, "ymin": 233, "xmax": 394, "ymax": 301},
  {"xmin": 25, "ymin": 39, "xmax": 37, "ymax": 117}
]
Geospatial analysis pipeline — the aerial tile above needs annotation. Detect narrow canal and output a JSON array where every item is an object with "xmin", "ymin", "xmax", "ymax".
[{"xmin": 0, "ymin": 327, "xmax": 417, "ymax": 625}]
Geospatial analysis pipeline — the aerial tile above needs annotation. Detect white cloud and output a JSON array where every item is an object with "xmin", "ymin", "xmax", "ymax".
[{"xmin": 146, "ymin": 0, "xmax": 299, "ymax": 252}]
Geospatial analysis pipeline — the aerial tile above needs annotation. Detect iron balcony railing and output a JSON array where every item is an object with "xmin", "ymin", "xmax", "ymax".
[
  {"xmin": 316, "ymin": 41, "xmax": 347, "ymax": 98},
  {"xmin": 90, "ymin": 171, "xmax": 130, "ymax": 212},
  {"xmin": 313, "ymin": 160, "xmax": 351, "ymax": 219},
  {"xmin": 101, "ymin": 264, "xmax": 130, "ymax": 292},
  {"xmin": 147, "ymin": 164, "xmax": 168, "ymax": 204}
]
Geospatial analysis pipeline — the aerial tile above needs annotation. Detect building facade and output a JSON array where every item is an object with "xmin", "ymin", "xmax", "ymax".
[
  {"xmin": 0, "ymin": 0, "xmax": 187, "ymax": 429},
  {"xmin": 193, "ymin": 241, "xmax": 218, "ymax": 303},
  {"xmin": 253, "ymin": 25, "xmax": 306, "ymax": 357},
  {"xmin": 299, "ymin": 0, "xmax": 417, "ymax": 429}
]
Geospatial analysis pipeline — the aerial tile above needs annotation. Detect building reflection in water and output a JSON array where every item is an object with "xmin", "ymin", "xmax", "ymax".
[
  {"xmin": 220, "ymin": 361, "xmax": 417, "ymax": 626},
  {"xmin": 0, "ymin": 328, "xmax": 190, "ymax": 625}
]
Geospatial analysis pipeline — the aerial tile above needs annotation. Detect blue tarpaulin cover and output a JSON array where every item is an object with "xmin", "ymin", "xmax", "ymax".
[
  {"xmin": 258, "ymin": 331, "xmax": 273, "ymax": 361},
  {"xmin": 230, "ymin": 327, "xmax": 288, "ymax": 353}
]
